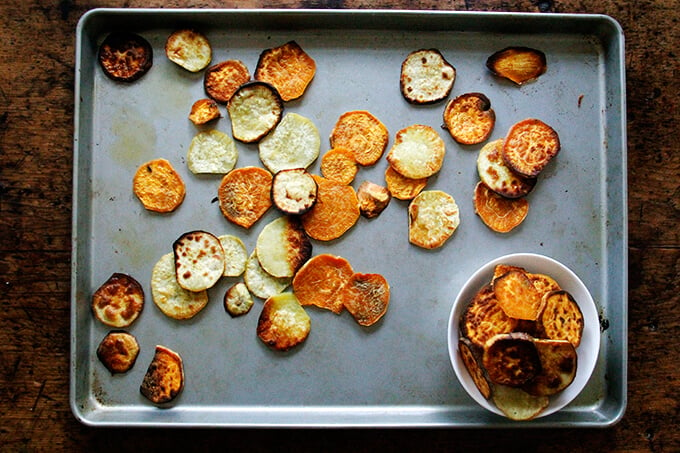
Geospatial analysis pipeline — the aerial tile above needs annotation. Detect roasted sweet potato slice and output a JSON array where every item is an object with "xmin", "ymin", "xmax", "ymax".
[
  {"xmin": 492, "ymin": 384, "xmax": 549, "ymax": 420},
  {"xmin": 338, "ymin": 273, "xmax": 390, "ymax": 327},
  {"xmin": 188, "ymin": 98, "xmax": 221, "ymax": 125},
  {"xmin": 483, "ymin": 332, "xmax": 541, "ymax": 386},
  {"xmin": 204, "ymin": 60, "xmax": 251, "ymax": 104},
  {"xmin": 527, "ymin": 273, "xmax": 561, "ymax": 298},
  {"xmin": 91, "ymin": 273, "xmax": 144, "ymax": 328},
  {"xmin": 292, "ymin": 253, "xmax": 354, "ymax": 314},
  {"xmin": 98, "ymin": 32, "xmax": 153, "ymax": 82},
  {"xmin": 300, "ymin": 175, "xmax": 360, "ymax": 241},
  {"xmin": 486, "ymin": 47, "xmax": 547, "ymax": 85},
  {"xmin": 408, "ymin": 190, "xmax": 460, "ymax": 249},
  {"xmin": 243, "ymin": 251, "xmax": 291, "ymax": 300},
  {"xmin": 461, "ymin": 284, "xmax": 519, "ymax": 349},
  {"xmin": 443, "ymin": 92, "xmax": 495, "ymax": 145},
  {"xmin": 228, "ymin": 81, "xmax": 284, "ymax": 143},
  {"xmin": 473, "ymin": 181, "xmax": 529, "ymax": 233},
  {"xmin": 258, "ymin": 112, "xmax": 320, "ymax": 173},
  {"xmin": 357, "ymin": 181, "xmax": 391, "ymax": 219},
  {"xmin": 187, "ymin": 129, "xmax": 238, "ymax": 174},
  {"xmin": 400, "ymin": 49, "xmax": 456, "ymax": 104},
  {"xmin": 140, "ymin": 345, "xmax": 184, "ymax": 404},
  {"xmin": 218, "ymin": 234, "xmax": 248, "ymax": 277},
  {"xmin": 320, "ymin": 147, "xmax": 358, "ymax": 185},
  {"xmin": 387, "ymin": 125, "xmax": 446, "ymax": 179},
  {"xmin": 173, "ymin": 230, "xmax": 226, "ymax": 292},
  {"xmin": 165, "ymin": 29, "xmax": 212, "ymax": 72},
  {"xmin": 384, "ymin": 165, "xmax": 428, "ymax": 201},
  {"xmin": 254, "ymin": 41, "xmax": 316, "ymax": 101},
  {"xmin": 257, "ymin": 292, "xmax": 311, "ymax": 351},
  {"xmin": 133, "ymin": 158, "xmax": 186, "ymax": 213},
  {"xmin": 224, "ymin": 282, "xmax": 254, "ymax": 317},
  {"xmin": 329, "ymin": 111, "xmax": 389, "ymax": 166},
  {"xmin": 256, "ymin": 216, "xmax": 312, "ymax": 278},
  {"xmin": 477, "ymin": 139, "xmax": 536, "ymax": 199},
  {"xmin": 97, "ymin": 331, "xmax": 140, "ymax": 374},
  {"xmin": 523, "ymin": 339, "xmax": 577, "ymax": 396},
  {"xmin": 218, "ymin": 166, "xmax": 273, "ymax": 229},
  {"xmin": 459, "ymin": 337, "xmax": 493, "ymax": 400},
  {"xmin": 539, "ymin": 290, "xmax": 584, "ymax": 348},
  {"xmin": 493, "ymin": 269, "xmax": 544, "ymax": 321},
  {"xmin": 503, "ymin": 118, "xmax": 560, "ymax": 177},
  {"xmin": 150, "ymin": 253, "xmax": 209, "ymax": 320},
  {"xmin": 492, "ymin": 264, "xmax": 526, "ymax": 282},
  {"xmin": 271, "ymin": 168, "xmax": 318, "ymax": 215}
]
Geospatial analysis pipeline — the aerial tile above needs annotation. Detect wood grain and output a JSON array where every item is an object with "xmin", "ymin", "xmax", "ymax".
[{"xmin": 0, "ymin": 0, "xmax": 678, "ymax": 451}]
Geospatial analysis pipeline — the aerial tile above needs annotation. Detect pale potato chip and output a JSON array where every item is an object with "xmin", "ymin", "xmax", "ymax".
[
  {"xmin": 91, "ymin": 273, "xmax": 144, "ymax": 328},
  {"xmin": 165, "ymin": 29, "xmax": 212, "ymax": 72},
  {"xmin": 133, "ymin": 158, "xmax": 186, "ymax": 213},
  {"xmin": 477, "ymin": 139, "xmax": 535, "ymax": 199},
  {"xmin": 386, "ymin": 125, "xmax": 446, "ymax": 179},
  {"xmin": 187, "ymin": 129, "xmax": 238, "ymax": 174},
  {"xmin": 408, "ymin": 190, "xmax": 460, "ymax": 249},
  {"xmin": 257, "ymin": 292, "xmax": 311, "ymax": 351},
  {"xmin": 256, "ymin": 216, "xmax": 312, "ymax": 278},
  {"xmin": 227, "ymin": 81, "xmax": 283, "ymax": 143},
  {"xmin": 258, "ymin": 112, "xmax": 320, "ymax": 174},
  {"xmin": 254, "ymin": 40, "xmax": 316, "ymax": 101},
  {"xmin": 243, "ymin": 251, "xmax": 291, "ymax": 300},
  {"xmin": 173, "ymin": 230, "xmax": 226, "ymax": 292},
  {"xmin": 400, "ymin": 49, "xmax": 456, "ymax": 104},
  {"xmin": 271, "ymin": 168, "xmax": 318, "ymax": 215},
  {"xmin": 151, "ymin": 253, "xmax": 209, "ymax": 320},
  {"xmin": 217, "ymin": 234, "xmax": 248, "ymax": 277},
  {"xmin": 224, "ymin": 282, "xmax": 254, "ymax": 317},
  {"xmin": 492, "ymin": 384, "xmax": 549, "ymax": 421}
]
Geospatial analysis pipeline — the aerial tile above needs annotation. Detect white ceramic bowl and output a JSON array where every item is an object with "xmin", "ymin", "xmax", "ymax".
[{"xmin": 447, "ymin": 253, "xmax": 600, "ymax": 419}]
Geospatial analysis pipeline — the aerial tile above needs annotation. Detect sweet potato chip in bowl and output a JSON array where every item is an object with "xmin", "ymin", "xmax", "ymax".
[{"xmin": 447, "ymin": 253, "xmax": 600, "ymax": 420}]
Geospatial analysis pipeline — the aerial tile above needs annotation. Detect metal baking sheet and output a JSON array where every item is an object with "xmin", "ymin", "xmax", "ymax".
[{"xmin": 71, "ymin": 9, "xmax": 627, "ymax": 427}]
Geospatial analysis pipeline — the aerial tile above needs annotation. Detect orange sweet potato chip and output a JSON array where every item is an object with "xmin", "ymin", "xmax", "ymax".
[
  {"xmin": 204, "ymin": 60, "xmax": 251, "ymax": 104},
  {"xmin": 320, "ymin": 147, "xmax": 358, "ymax": 185},
  {"xmin": 329, "ymin": 110, "xmax": 389, "ymax": 166},
  {"xmin": 384, "ymin": 165, "xmax": 428, "ymax": 200},
  {"xmin": 338, "ymin": 273, "xmax": 390, "ymax": 327},
  {"xmin": 473, "ymin": 181, "xmax": 529, "ymax": 233},
  {"xmin": 300, "ymin": 175, "xmax": 360, "ymax": 241},
  {"xmin": 133, "ymin": 158, "xmax": 186, "ymax": 213},
  {"xmin": 502, "ymin": 118, "xmax": 560, "ymax": 177},
  {"xmin": 218, "ymin": 166, "xmax": 272, "ymax": 228},
  {"xmin": 292, "ymin": 254, "xmax": 354, "ymax": 314},
  {"xmin": 254, "ymin": 41, "xmax": 316, "ymax": 101}
]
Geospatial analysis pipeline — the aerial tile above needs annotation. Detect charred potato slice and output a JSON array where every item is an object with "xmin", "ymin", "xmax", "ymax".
[
  {"xmin": 244, "ymin": 251, "xmax": 292, "ymax": 300},
  {"xmin": 408, "ymin": 190, "xmax": 460, "ymax": 249},
  {"xmin": 187, "ymin": 129, "xmax": 238, "ymax": 174},
  {"xmin": 258, "ymin": 112, "xmax": 320, "ymax": 173},
  {"xmin": 224, "ymin": 282, "xmax": 254, "ymax": 317},
  {"xmin": 539, "ymin": 290, "xmax": 584, "ymax": 348},
  {"xmin": 493, "ymin": 269, "xmax": 544, "ymax": 321},
  {"xmin": 96, "ymin": 331, "xmax": 140, "ymax": 374},
  {"xmin": 473, "ymin": 181, "xmax": 529, "ymax": 233},
  {"xmin": 443, "ymin": 92, "xmax": 495, "ymax": 145},
  {"xmin": 173, "ymin": 230, "xmax": 226, "ymax": 292},
  {"xmin": 256, "ymin": 216, "xmax": 312, "ymax": 278},
  {"xmin": 292, "ymin": 253, "xmax": 354, "ymax": 314},
  {"xmin": 98, "ymin": 32, "xmax": 153, "ymax": 82},
  {"xmin": 228, "ymin": 81, "xmax": 284, "ymax": 144},
  {"xmin": 165, "ymin": 29, "xmax": 212, "ymax": 72},
  {"xmin": 338, "ymin": 273, "xmax": 390, "ymax": 327},
  {"xmin": 91, "ymin": 273, "xmax": 144, "ymax": 328},
  {"xmin": 523, "ymin": 339, "xmax": 577, "ymax": 396},
  {"xmin": 140, "ymin": 345, "xmax": 184, "ymax": 405},
  {"xmin": 151, "ymin": 253, "xmax": 209, "ymax": 320},
  {"xmin": 384, "ymin": 166, "xmax": 428, "ymax": 201},
  {"xmin": 492, "ymin": 384, "xmax": 549, "ymax": 421},
  {"xmin": 387, "ymin": 125, "xmax": 446, "ymax": 179},
  {"xmin": 400, "ymin": 49, "xmax": 456, "ymax": 104},
  {"xmin": 483, "ymin": 332, "xmax": 541, "ymax": 387},
  {"xmin": 329, "ymin": 111, "xmax": 389, "ymax": 166},
  {"xmin": 188, "ymin": 98, "xmax": 221, "ymax": 125},
  {"xmin": 133, "ymin": 158, "xmax": 186, "ymax": 213},
  {"xmin": 458, "ymin": 337, "xmax": 493, "ymax": 400},
  {"xmin": 357, "ymin": 181, "xmax": 391, "ymax": 219},
  {"xmin": 461, "ymin": 284, "xmax": 519, "ymax": 350},
  {"xmin": 204, "ymin": 60, "xmax": 251, "ymax": 104},
  {"xmin": 218, "ymin": 166, "xmax": 273, "ymax": 229},
  {"xmin": 503, "ymin": 118, "xmax": 560, "ymax": 178},
  {"xmin": 300, "ymin": 175, "xmax": 360, "ymax": 241},
  {"xmin": 271, "ymin": 168, "xmax": 318, "ymax": 215},
  {"xmin": 477, "ymin": 139, "xmax": 536, "ymax": 199},
  {"xmin": 486, "ymin": 47, "xmax": 547, "ymax": 85},
  {"xmin": 254, "ymin": 40, "xmax": 316, "ymax": 101},
  {"xmin": 257, "ymin": 292, "xmax": 311, "ymax": 351}
]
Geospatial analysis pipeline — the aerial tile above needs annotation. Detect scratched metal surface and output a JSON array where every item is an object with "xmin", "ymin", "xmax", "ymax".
[{"xmin": 71, "ymin": 9, "xmax": 626, "ymax": 427}]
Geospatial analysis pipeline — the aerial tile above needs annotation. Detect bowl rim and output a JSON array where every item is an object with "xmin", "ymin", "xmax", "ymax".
[{"xmin": 447, "ymin": 252, "xmax": 601, "ymax": 419}]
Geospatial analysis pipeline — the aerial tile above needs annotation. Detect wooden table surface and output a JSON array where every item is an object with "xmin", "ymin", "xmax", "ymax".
[{"xmin": 1, "ymin": 0, "xmax": 677, "ymax": 451}]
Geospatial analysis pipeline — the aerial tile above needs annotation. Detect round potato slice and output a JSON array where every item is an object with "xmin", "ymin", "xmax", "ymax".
[
  {"xmin": 271, "ymin": 168, "xmax": 318, "ymax": 215},
  {"xmin": 165, "ymin": 29, "xmax": 212, "ymax": 72},
  {"xmin": 386, "ymin": 125, "xmax": 446, "ymax": 179},
  {"xmin": 338, "ymin": 273, "xmax": 390, "ymax": 327},
  {"xmin": 300, "ymin": 175, "xmax": 360, "ymax": 241},
  {"xmin": 218, "ymin": 166, "xmax": 273, "ymax": 229},
  {"xmin": 461, "ymin": 284, "xmax": 519, "ymax": 350},
  {"xmin": 254, "ymin": 40, "xmax": 316, "ymax": 101},
  {"xmin": 458, "ymin": 337, "xmax": 492, "ymax": 400},
  {"xmin": 91, "ymin": 273, "xmax": 144, "ymax": 328},
  {"xmin": 204, "ymin": 60, "xmax": 251, "ymax": 104},
  {"xmin": 98, "ymin": 32, "xmax": 153, "ymax": 82},
  {"xmin": 228, "ymin": 81, "xmax": 284, "ymax": 143},
  {"xmin": 187, "ymin": 129, "xmax": 238, "ymax": 174},
  {"xmin": 140, "ymin": 345, "xmax": 184, "ymax": 405},
  {"xmin": 493, "ymin": 269, "xmax": 544, "ymax": 321},
  {"xmin": 329, "ymin": 110, "xmax": 389, "ymax": 166},
  {"xmin": 188, "ymin": 98, "xmax": 221, "ymax": 125},
  {"xmin": 224, "ymin": 282, "xmax": 254, "ymax": 317},
  {"xmin": 384, "ymin": 165, "xmax": 427, "ymax": 201},
  {"xmin": 443, "ymin": 92, "xmax": 495, "ymax": 145},
  {"xmin": 486, "ymin": 47, "xmax": 547, "ymax": 85},
  {"xmin": 173, "ymin": 230, "xmax": 226, "ymax": 292},
  {"xmin": 244, "ymin": 251, "xmax": 291, "ymax": 300},
  {"xmin": 523, "ymin": 339, "xmax": 577, "ymax": 397},
  {"xmin": 133, "ymin": 158, "xmax": 186, "ymax": 213},
  {"xmin": 97, "ymin": 331, "xmax": 140, "ymax": 374},
  {"xmin": 151, "ymin": 253, "xmax": 209, "ymax": 320},
  {"xmin": 256, "ymin": 216, "xmax": 312, "ymax": 278},
  {"xmin": 477, "ymin": 139, "xmax": 536, "ymax": 199},
  {"xmin": 258, "ymin": 112, "xmax": 320, "ymax": 174},
  {"xmin": 408, "ymin": 190, "xmax": 460, "ymax": 249},
  {"xmin": 217, "ymin": 234, "xmax": 248, "ymax": 277},
  {"xmin": 473, "ymin": 181, "xmax": 529, "ymax": 233},
  {"xmin": 483, "ymin": 332, "xmax": 541, "ymax": 387},
  {"xmin": 400, "ymin": 48, "xmax": 456, "ymax": 104},
  {"xmin": 502, "ymin": 118, "xmax": 560, "ymax": 177},
  {"xmin": 292, "ymin": 253, "xmax": 354, "ymax": 314},
  {"xmin": 320, "ymin": 147, "xmax": 358, "ymax": 185},
  {"xmin": 492, "ymin": 384, "xmax": 549, "ymax": 421},
  {"xmin": 539, "ymin": 290, "xmax": 584, "ymax": 348},
  {"xmin": 257, "ymin": 292, "xmax": 311, "ymax": 351}
]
